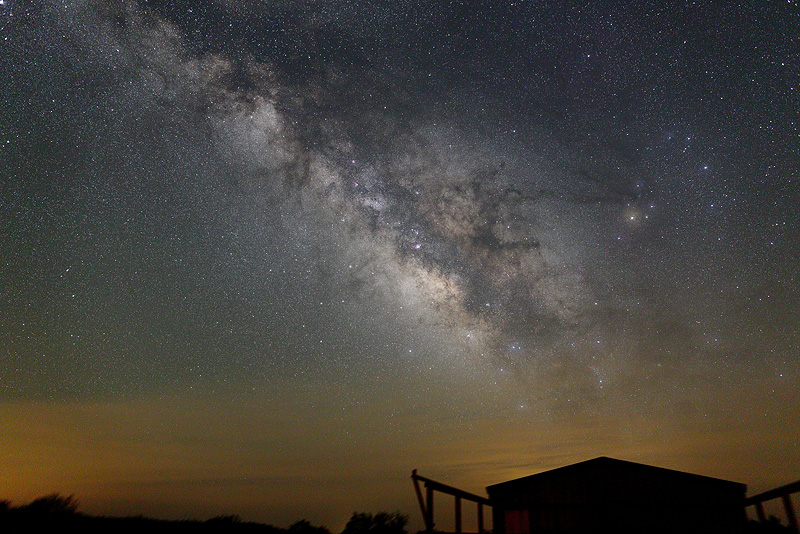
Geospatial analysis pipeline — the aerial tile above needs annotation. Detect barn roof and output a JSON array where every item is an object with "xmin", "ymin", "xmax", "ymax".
[{"xmin": 486, "ymin": 456, "xmax": 746, "ymax": 495}]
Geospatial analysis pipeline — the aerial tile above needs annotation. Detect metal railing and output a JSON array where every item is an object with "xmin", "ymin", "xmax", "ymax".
[
  {"xmin": 745, "ymin": 480, "xmax": 800, "ymax": 533},
  {"xmin": 411, "ymin": 470, "xmax": 492, "ymax": 534}
]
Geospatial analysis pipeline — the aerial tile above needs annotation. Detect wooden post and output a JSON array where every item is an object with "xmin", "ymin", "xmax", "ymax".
[
  {"xmin": 478, "ymin": 502, "xmax": 484, "ymax": 533},
  {"xmin": 427, "ymin": 485, "xmax": 435, "ymax": 532},
  {"xmin": 455, "ymin": 496, "xmax": 462, "ymax": 534},
  {"xmin": 755, "ymin": 502, "xmax": 767, "ymax": 522},
  {"xmin": 782, "ymin": 495, "xmax": 799, "ymax": 533},
  {"xmin": 412, "ymin": 471, "xmax": 429, "ymax": 531}
]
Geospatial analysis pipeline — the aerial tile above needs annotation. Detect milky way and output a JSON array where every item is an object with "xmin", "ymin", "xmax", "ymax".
[{"xmin": 55, "ymin": 2, "xmax": 647, "ymax": 367}]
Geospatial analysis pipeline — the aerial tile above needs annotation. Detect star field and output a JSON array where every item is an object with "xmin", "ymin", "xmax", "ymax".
[{"xmin": 1, "ymin": 0, "xmax": 799, "ymax": 529}]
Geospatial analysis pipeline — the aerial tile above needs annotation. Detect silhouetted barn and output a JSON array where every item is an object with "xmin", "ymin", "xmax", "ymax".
[{"xmin": 486, "ymin": 457, "xmax": 746, "ymax": 534}]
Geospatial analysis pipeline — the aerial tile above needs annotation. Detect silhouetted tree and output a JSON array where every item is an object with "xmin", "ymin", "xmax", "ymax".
[
  {"xmin": 20, "ymin": 494, "xmax": 78, "ymax": 515},
  {"xmin": 341, "ymin": 512, "xmax": 408, "ymax": 534},
  {"xmin": 289, "ymin": 519, "xmax": 332, "ymax": 534}
]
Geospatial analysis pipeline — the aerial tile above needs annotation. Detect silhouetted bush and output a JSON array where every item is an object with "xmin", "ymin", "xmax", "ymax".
[
  {"xmin": 745, "ymin": 516, "xmax": 795, "ymax": 533},
  {"xmin": 341, "ymin": 512, "xmax": 408, "ymax": 534},
  {"xmin": 207, "ymin": 514, "xmax": 243, "ymax": 524}
]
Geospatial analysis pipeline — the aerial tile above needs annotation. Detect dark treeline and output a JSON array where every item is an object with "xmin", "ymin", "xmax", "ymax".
[{"xmin": 1, "ymin": 494, "xmax": 409, "ymax": 534}]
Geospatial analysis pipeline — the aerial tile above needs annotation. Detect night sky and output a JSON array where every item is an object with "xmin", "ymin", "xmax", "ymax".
[{"xmin": 2, "ymin": 0, "xmax": 799, "ymax": 529}]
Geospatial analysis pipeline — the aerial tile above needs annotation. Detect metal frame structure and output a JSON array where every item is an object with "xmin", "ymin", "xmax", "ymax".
[
  {"xmin": 412, "ymin": 468, "xmax": 800, "ymax": 534},
  {"xmin": 745, "ymin": 480, "xmax": 800, "ymax": 533},
  {"xmin": 411, "ymin": 470, "xmax": 491, "ymax": 534}
]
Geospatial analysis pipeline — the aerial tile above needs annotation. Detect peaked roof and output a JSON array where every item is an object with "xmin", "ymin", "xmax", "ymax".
[{"xmin": 486, "ymin": 456, "xmax": 745, "ymax": 493}]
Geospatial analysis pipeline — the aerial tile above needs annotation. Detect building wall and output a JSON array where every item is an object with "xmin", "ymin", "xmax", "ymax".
[{"xmin": 487, "ymin": 461, "xmax": 746, "ymax": 534}]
